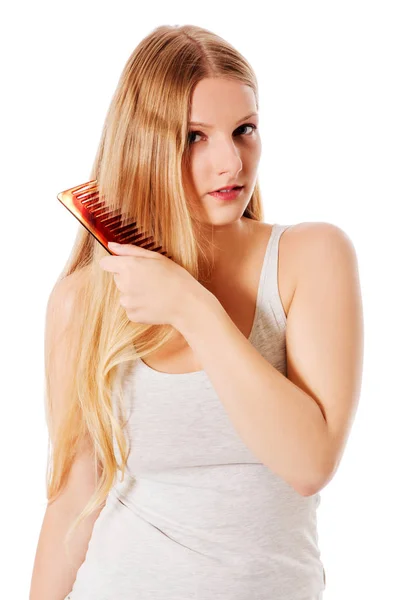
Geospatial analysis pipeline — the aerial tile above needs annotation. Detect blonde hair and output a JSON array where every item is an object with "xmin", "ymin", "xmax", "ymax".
[{"xmin": 44, "ymin": 23, "xmax": 264, "ymax": 560}]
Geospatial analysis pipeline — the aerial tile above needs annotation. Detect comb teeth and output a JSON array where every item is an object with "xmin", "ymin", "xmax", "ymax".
[{"xmin": 57, "ymin": 179, "xmax": 170, "ymax": 257}]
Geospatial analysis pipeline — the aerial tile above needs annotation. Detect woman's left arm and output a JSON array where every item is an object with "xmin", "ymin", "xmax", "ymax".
[{"xmin": 175, "ymin": 223, "xmax": 364, "ymax": 497}]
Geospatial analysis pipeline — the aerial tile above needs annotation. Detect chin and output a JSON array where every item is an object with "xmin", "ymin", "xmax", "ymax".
[{"xmin": 198, "ymin": 208, "xmax": 248, "ymax": 227}]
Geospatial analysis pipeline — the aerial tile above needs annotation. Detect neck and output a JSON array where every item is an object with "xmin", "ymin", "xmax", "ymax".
[{"xmin": 198, "ymin": 217, "xmax": 254, "ymax": 288}]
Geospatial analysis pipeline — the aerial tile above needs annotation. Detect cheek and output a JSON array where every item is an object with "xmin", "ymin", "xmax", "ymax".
[
  {"xmin": 188, "ymin": 156, "xmax": 206, "ymax": 190},
  {"xmin": 258, "ymin": 138, "xmax": 262, "ymax": 158},
  {"xmin": 245, "ymin": 141, "xmax": 262, "ymax": 172},
  {"xmin": 248, "ymin": 136, "xmax": 262, "ymax": 159}
]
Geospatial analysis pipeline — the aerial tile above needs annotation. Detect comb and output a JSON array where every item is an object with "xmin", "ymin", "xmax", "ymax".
[{"xmin": 57, "ymin": 179, "xmax": 170, "ymax": 257}]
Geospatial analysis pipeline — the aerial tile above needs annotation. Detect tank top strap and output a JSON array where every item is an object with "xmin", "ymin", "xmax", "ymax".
[{"xmin": 258, "ymin": 223, "xmax": 292, "ymax": 331}]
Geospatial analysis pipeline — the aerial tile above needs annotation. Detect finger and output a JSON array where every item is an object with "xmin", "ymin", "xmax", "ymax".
[
  {"xmin": 98, "ymin": 257, "xmax": 119, "ymax": 272},
  {"xmin": 108, "ymin": 241, "xmax": 157, "ymax": 257}
]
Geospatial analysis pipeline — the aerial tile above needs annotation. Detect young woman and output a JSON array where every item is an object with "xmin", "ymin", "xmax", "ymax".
[{"xmin": 30, "ymin": 24, "xmax": 363, "ymax": 600}]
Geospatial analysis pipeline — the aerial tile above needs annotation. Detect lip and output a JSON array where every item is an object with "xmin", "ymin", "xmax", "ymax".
[
  {"xmin": 210, "ymin": 185, "xmax": 243, "ymax": 193},
  {"xmin": 208, "ymin": 186, "xmax": 244, "ymax": 201}
]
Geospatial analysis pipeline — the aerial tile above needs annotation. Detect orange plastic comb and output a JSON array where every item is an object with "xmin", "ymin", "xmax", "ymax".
[{"xmin": 57, "ymin": 179, "xmax": 170, "ymax": 257}]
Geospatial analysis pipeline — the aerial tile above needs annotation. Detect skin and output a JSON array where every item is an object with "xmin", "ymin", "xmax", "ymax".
[
  {"xmin": 134, "ymin": 77, "xmax": 294, "ymax": 355},
  {"xmin": 187, "ymin": 77, "xmax": 262, "ymax": 272},
  {"xmin": 165, "ymin": 78, "xmax": 364, "ymax": 495},
  {"xmin": 169, "ymin": 78, "xmax": 364, "ymax": 493},
  {"xmin": 102, "ymin": 77, "xmax": 364, "ymax": 496}
]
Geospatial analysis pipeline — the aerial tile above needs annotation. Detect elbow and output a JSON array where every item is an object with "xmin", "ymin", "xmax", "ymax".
[
  {"xmin": 296, "ymin": 460, "xmax": 336, "ymax": 498},
  {"xmin": 298, "ymin": 482, "xmax": 323, "ymax": 498}
]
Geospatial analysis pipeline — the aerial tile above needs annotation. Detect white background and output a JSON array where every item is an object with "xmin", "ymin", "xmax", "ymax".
[{"xmin": 1, "ymin": 1, "xmax": 399, "ymax": 598}]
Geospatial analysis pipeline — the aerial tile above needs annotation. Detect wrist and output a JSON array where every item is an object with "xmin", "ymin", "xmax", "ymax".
[{"xmin": 173, "ymin": 282, "xmax": 221, "ymax": 335}]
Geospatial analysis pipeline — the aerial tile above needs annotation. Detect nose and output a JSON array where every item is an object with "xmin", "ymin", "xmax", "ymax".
[{"xmin": 212, "ymin": 137, "xmax": 243, "ymax": 174}]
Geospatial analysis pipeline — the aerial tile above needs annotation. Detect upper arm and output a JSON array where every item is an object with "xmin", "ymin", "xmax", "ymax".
[
  {"xmin": 44, "ymin": 268, "xmax": 102, "ymax": 505},
  {"xmin": 29, "ymin": 271, "xmax": 106, "ymax": 599},
  {"xmin": 45, "ymin": 270, "xmax": 85, "ymax": 446},
  {"xmin": 285, "ymin": 222, "xmax": 364, "ymax": 490}
]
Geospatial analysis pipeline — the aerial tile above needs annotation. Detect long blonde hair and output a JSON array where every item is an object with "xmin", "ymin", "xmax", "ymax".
[{"xmin": 44, "ymin": 23, "xmax": 264, "ymax": 559}]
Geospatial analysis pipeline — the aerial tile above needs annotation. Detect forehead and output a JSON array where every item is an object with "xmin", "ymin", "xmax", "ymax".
[{"xmin": 189, "ymin": 78, "xmax": 257, "ymax": 126}]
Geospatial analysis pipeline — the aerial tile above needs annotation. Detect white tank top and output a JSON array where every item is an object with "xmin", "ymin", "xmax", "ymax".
[{"xmin": 66, "ymin": 223, "xmax": 326, "ymax": 600}]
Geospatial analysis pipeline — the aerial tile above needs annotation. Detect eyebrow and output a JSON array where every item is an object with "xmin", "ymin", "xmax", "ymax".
[{"xmin": 189, "ymin": 112, "xmax": 259, "ymax": 128}]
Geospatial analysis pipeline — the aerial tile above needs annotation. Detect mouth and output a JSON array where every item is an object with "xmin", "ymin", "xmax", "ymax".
[
  {"xmin": 210, "ymin": 185, "xmax": 244, "ymax": 193},
  {"xmin": 207, "ymin": 185, "xmax": 245, "ymax": 201}
]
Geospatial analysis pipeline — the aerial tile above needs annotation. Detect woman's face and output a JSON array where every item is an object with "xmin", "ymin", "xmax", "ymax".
[{"xmin": 187, "ymin": 77, "xmax": 262, "ymax": 227}]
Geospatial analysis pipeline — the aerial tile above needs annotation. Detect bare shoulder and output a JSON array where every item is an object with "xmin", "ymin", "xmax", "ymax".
[
  {"xmin": 249, "ymin": 220, "xmax": 357, "ymax": 318},
  {"xmin": 46, "ymin": 266, "xmax": 90, "ymax": 337},
  {"xmin": 49, "ymin": 265, "xmax": 90, "ymax": 302},
  {"xmin": 278, "ymin": 220, "xmax": 358, "ymax": 289},
  {"xmin": 281, "ymin": 220, "xmax": 356, "ymax": 248}
]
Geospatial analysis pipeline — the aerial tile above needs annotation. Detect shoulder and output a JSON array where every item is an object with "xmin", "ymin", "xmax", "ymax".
[
  {"xmin": 280, "ymin": 221, "xmax": 359, "ymax": 291},
  {"xmin": 46, "ymin": 267, "xmax": 90, "ymax": 335},
  {"xmin": 282, "ymin": 220, "xmax": 355, "ymax": 248},
  {"xmin": 250, "ymin": 218, "xmax": 355, "ymax": 251},
  {"xmin": 50, "ymin": 265, "xmax": 90, "ymax": 298},
  {"xmin": 250, "ymin": 220, "xmax": 359, "ymax": 318}
]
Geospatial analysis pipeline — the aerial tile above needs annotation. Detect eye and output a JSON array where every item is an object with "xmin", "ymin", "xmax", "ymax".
[{"xmin": 188, "ymin": 123, "xmax": 258, "ymax": 145}]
